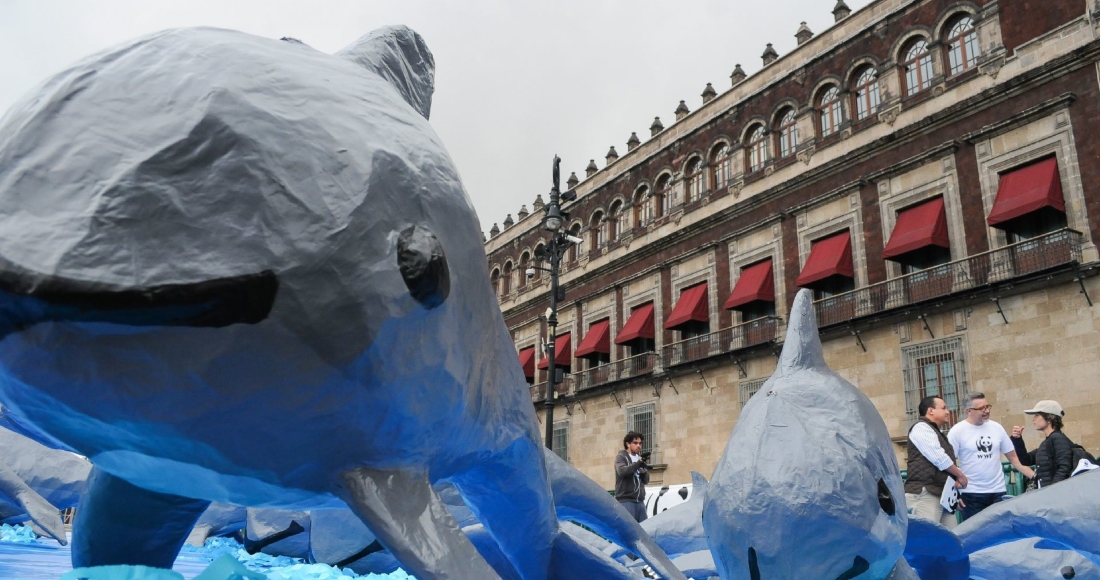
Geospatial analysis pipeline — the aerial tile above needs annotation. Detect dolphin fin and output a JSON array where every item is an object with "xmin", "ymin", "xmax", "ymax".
[
  {"xmin": 0, "ymin": 460, "xmax": 67, "ymax": 544},
  {"xmin": 904, "ymin": 517, "xmax": 969, "ymax": 580},
  {"xmin": 542, "ymin": 448, "xmax": 689, "ymax": 580},
  {"xmin": 338, "ymin": 466, "xmax": 501, "ymax": 580},
  {"xmin": 775, "ymin": 288, "xmax": 827, "ymax": 377},
  {"xmin": 72, "ymin": 466, "xmax": 210, "ymax": 568},
  {"xmin": 550, "ymin": 528, "xmax": 639, "ymax": 580},
  {"xmin": 335, "ymin": 26, "xmax": 435, "ymax": 119},
  {"xmin": 886, "ymin": 558, "xmax": 922, "ymax": 580}
]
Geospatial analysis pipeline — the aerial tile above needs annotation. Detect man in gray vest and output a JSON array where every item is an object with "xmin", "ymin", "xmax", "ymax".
[{"xmin": 905, "ymin": 396, "xmax": 969, "ymax": 528}]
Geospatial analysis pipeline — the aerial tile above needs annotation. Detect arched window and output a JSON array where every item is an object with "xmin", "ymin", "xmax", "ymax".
[
  {"xmin": 711, "ymin": 143, "xmax": 731, "ymax": 190},
  {"xmin": 518, "ymin": 251, "xmax": 530, "ymax": 288},
  {"xmin": 902, "ymin": 39, "xmax": 933, "ymax": 96},
  {"xmin": 608, "ymin": 200, "xmax": 623, "ymax": 241},
  {"xmin": 567, "ymin": 223, "xmax": 582, "ymax": 262},
  {"xmin": 852, "ymin": 67, "xmax": 881, "ymax": 121},
  {"xmin": 633, "ymin": 187, "xmax": 649, "ymax": 228},
  {"xmin": 501, "ymin": 261, "xmax": 513, "ymax": 295},
  {"xmin": 747, "ymin": 125, "xmax": 767, "ymax": 172},
  {"xmin": 590, "ymin": 211, "xmax": 605, "ymax": 252},
  {"xmin": 532, "ymin": 244, "xmax": 545, "ymax": 281},
  {"xmin": 776, "ymin": 109, "xmax": 798, "ymax": 158},
  {"xmin": 654, "ymin": 174, "xmax": 671, "ymax": 219},
  {"xmin": 818, "ymin": 86, "xmax": 843, "ymax": 138},
  {"xmin": 945, "ymin": 16, "xmax": 979, "ymax": 75},
  {"xmin": 490, "ymin": 268, "xmax": 501, "ymax": 296},
  {"xmin": 685, "ymin": 157, "xmax": 704, "ymax": 203}
]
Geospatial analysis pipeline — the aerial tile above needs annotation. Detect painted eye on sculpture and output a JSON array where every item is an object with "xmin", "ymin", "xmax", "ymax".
[
  {"xmin": 397, "ymin": 225, "xmax": 451, "ymax": 309},
  {"xmin": 877, "ymin": 478, "xmax": 895, "ymax": 516}
]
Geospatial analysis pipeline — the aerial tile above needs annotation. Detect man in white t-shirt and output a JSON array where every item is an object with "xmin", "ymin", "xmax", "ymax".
[{"xmin": 947, "ymin": 392, "xmax": 1035, "ymax": 522}]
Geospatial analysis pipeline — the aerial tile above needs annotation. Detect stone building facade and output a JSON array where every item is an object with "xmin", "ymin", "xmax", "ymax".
[{"xmin": 484, "ymin": 0, "xmax": 1100, "ymax": 491}]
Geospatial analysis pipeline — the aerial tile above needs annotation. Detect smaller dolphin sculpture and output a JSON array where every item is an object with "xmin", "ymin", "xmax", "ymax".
[
  {"xmin": 954, "ymin": 469, "xmax": 1100, "ymax": 557},
  {"xmin": 641, "ymin": 471, "xmax": 708, "ymax": 559},
  {"xmin": 703, "ymin": 288, "xmax": 907, "ymax": 580}
]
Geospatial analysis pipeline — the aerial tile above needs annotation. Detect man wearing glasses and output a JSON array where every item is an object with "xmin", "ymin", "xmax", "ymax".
[
  {"xmin": 615, "ymin": 431, "xmax": 650, "ymax": 523},
  {"xmin": 947, "ymin": 393, "xmax": 1035, "ymax": 521}
]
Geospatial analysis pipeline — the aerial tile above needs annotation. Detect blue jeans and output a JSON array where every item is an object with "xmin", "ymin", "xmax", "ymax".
[
  {"xmin": 619, "ymin": 500, "xmax": 648, "ymax": 523},
  {"xmin": 958, "ymin": 492, "xmax": 1004, "ymax": 522}
]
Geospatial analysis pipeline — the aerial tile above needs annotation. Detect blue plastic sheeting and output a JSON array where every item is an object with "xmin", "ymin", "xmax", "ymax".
[
  {"xmin": 1, "ymin": 522, "xmax": 38, "ymax": 543},
  {"xmin": 0, "ymin": 534, "xmax": 416, "ymax": 580}
]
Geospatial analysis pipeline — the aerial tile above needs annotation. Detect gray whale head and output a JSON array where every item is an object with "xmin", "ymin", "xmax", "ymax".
[{"xmin": 702, "ymin": 289, "xmax": 906, "ymax": 580}]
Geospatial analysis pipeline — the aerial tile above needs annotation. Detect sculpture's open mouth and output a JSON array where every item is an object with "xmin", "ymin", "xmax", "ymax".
[
  {"xmin": 0, "ymin": 259, "xmax": 278, "ymax": 339},
  {"xmin": 747, "ymin": 548, "xmax": 870, "ymax": 580}
]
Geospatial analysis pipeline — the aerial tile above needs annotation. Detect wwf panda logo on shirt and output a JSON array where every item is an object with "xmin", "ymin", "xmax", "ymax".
[{"xmin": 976, "ymin": 435, "xmax": 994, "ymax": 454}]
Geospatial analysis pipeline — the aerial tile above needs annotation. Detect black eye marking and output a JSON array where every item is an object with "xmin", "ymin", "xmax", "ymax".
[
  {"xmin": 836, "ymin": 556, "xmax": 870, "ymax": 580},
  {"xmin": 877, "ymin": 477, "xmax": 895, "ymax": 516},
  {"xmin": 397, "ymin": 225, "xmax": 450, "ymax": 309}
]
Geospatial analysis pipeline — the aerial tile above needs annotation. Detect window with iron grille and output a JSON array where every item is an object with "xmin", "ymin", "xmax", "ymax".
[
  {"xmin": 626, "ymin": 402, "xmax": 657, "ymax": 456},
  {"xmin": 901, "ymin": 337, "xmax": 969, "ymax": 426},
  {"xmin": 739, "ymin": 377, "xmax": 769, "ymax": 410},
  {"xmin": 552, "ymin": 421, "xmax": 569, "ymax": 462}
]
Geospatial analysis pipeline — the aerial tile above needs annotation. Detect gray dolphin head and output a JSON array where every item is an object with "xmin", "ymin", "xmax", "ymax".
[
  {"xmin": 0, "ymin": 25, "xmax": 533, "ymax": 505},
  {"xmin": 702, "ymin": 289, "xmax": 906, "ymax": 580}
]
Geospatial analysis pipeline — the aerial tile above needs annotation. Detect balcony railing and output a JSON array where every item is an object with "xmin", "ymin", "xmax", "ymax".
[
  {"xmin": 661, "ymin": 315, "xmax": 782, "ymax": 368},
  {"xmin": 574, "ymin": 352, "xmax": 659, "ymax": 392},
  {"xmin": 814, "ymin": 228, "xmax": 1084, "ymax": 328},
  {"xmin": 530, "ymin": 376, "xmax": 572, "ymax": 404}
]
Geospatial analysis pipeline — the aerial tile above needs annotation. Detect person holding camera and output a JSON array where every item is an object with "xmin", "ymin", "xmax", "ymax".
[{"xmin": 615, "ymin": 431, "xmax": 650, "ymax": 522}]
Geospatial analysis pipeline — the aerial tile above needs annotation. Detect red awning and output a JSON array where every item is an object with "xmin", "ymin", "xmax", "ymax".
[
  {"xmin": 537, "ymin": 333, "xmax": 571, "ymax": 369},
  {"xmin": 575, "ymin": 319, "xmax": 611, "ymax": 358},
  {"xmin": 615, "ymin": 303, "xmax": 655, "ymax": 344},
  {"xmin": 882, "ymin": 197, "xmax": 950, "ymax": 259},
  {"xmin": 987, "ymin": 157, "xmax": 1066, "ymax": 227},
  {"xmin": 518, "ymin": 347, "xmax": 536, "ymax": 379},
  {"xmin": 796, "ymin": 231, "xmax": 853, "ymax": 287},
  {"xmin": 724, "ymin": 259, "xmax": 775, "ymax": 310},
  {"xmin": 664, "ymin": 283, "xmax": 709, "ymax": 329}
]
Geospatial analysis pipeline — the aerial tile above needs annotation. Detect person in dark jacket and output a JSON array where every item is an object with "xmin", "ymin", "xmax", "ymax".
[
  {"xmin": 1011, "ymin": 400, "xmax": 1074, "ymax": 489},
  {"xmin": 614, "ymin": 431, "xmax": 650, "ymax": 522}
]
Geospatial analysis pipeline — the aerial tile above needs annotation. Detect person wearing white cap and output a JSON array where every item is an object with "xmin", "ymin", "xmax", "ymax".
[{"xmin": 1010, "ymin": 400, "xmax": 1074, "ymax": 490}]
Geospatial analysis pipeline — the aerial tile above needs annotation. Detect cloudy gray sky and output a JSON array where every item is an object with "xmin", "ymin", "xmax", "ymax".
[{"xmin": 0, "ymin": 0, "xmax": 872, "ymax": 237}]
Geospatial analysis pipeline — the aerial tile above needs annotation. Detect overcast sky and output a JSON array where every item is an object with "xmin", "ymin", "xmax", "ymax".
[{"xmin": 0, "ymin": 0, "xmax": 873, "ymax": 237}]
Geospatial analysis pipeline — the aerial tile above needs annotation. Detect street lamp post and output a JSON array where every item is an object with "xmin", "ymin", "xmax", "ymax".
[{"xmin": 530, "ymin": 155, "xmax": 577, "ymax": 450}]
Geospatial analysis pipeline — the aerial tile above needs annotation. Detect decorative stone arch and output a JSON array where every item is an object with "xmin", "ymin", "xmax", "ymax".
[
  {"xmin": 933, "ymin": 3, "xmax": 981, "ymax": 40},
  {"xmin": 708, "ymin": 135, "xmax": 734, "ymax": 153},
  {"xmin": 890, "ymin": 28, "xmax": 934, "ymax": 65},
  {"xmin": 517, "ymin": 250, "xmax": 532, "ymax": 288},
  {"xmin": 843, "ymin": 56, "xmax": 883, "ymax": 85},
  {"xmin": 809, "ymin": 75, "xmax": 845, "ymax": 104},
  {"xmin": 739, "ymin": 116, "xmax": 769, "ymax": 143},
  {"xmin": 769, "ymin": 99, "xmax": 801, "ymax": 128},
  {"xmin": 653, "ymin": 167, "xmax": 675, "ymax": 186},
  {"xmin": 680, "ymin": 150, "xmax": 706, "ymax": 174},
  {"xmin": 501, "ymin": 260, "xmax": 515, "ymax": 294}
]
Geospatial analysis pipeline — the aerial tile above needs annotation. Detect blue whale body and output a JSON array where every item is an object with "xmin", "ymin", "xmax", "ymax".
[
  {"xmin": 703, "ymin": 288, "xmax": 907, "ymax": 580},
  {"xmin": 0, "ymin": 25, "xmax": 686, "ymax": 580}
]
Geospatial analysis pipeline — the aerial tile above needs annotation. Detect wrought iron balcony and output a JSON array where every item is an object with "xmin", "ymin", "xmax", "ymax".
[
  {"xmin": 574, "ymin": 352, "xmax": 659, "ymax": 392},
  {"xmin": 661, "ymin": 315, "xmax": 782, "ymax": 369},
  {"xmin": 814, "ymin": 228, "xmax": 1084, "ymax": 328},
  {"xmin": 530, "ymin": 377, "xmax": 572, "ymax": 404}
]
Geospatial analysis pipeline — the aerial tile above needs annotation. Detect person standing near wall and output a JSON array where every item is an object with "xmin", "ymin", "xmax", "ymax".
[
  {"xmin": 615, "ymin": 431, "xmax": 650, "ymax": 523},
  {"xmin": 947, "ymin": 393, "xmax": 1035, "ymax": 521},
  {"xmin": 905, "ymin": 396, "xmax": 969, "ymax": 528}
]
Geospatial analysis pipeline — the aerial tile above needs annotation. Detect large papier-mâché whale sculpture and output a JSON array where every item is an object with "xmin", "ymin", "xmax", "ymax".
[
  {"xmin": 703, "ymin": 288, "xmax": 907, "ymax": 579},
  {"xmin": 0, "ymin": 25, "xmax": 685, "ymax": 580}
]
